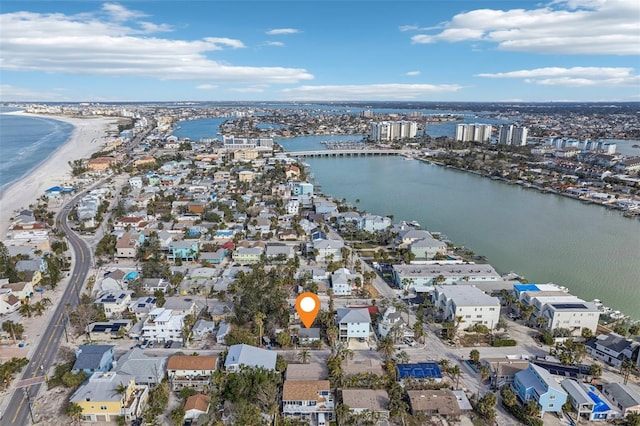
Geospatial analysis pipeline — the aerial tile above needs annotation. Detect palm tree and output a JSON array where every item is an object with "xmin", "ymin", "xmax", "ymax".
[
  {"xmin": 439, "ymin": 358, "xmax": 450, "ymax": 372},
  {"xmin": 18, "ymin": 302, "xmax": 32, "ymax": 318},
  {"xmin": 297, "ymin": 349, "xmax": 310, "ymax": 364},
  {"xmin": 31, "ymin": 301, "xmax": 45, "ymax": 317},
  {"xmin": 326, "ymin": 326, "xmax": 338, "ymax": 346},
  {"xmin": 450, "ymin": 365, "xmax": 462, "ymax": 389},
  {"xmin": 395, "ymin": 350, "xmax": 410, "ymax": 365},
  {"xmin": 254, "ymin": 311, "xmax": 266, "ymax": 346},
  {"xmin": 377, "ymin": 336, "xmax": 395, "ymax": 361}
]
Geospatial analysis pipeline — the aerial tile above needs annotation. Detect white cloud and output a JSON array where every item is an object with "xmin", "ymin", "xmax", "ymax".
[
  {"xmin": 406, "ymin": 71, "xmax": 421, "ymax": 76},
  {"xmin": 281, "ymin": 83, "xmax": 463, "ymax": 101},
  {"xmin": 265, "ymin": 41, "xmax": 285, "ymax": 47},
  {"xmin": 102, "ymin": 3, "xmax": 146, "ymax": 21},
  {"xmin": 196, "ymin": 84, "xmax": 218, "ymax": 90},
  {"xmin": 266, "ymin": 28, "xmax": 300, "ymax": 35},
  {"xmin": 0, "ymin": 9, "xmax": 313, "ymax": 84},
  {"xmin": 229, "ymin": 87, "xmax": 266, "ymax": 93},
  {"xmin": 476, "ymin": 66, "xmax": 640, "ymax": 87},
  {"xmin": 0, "ymin": 84, "xmax": 70, "ymax": 101},
  {"xmin": 410, "ymin": 0, "xmax": 640, "ymax": 55}
]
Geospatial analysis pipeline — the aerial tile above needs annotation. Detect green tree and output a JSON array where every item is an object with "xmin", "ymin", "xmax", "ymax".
[
  {"xmin": 2, "ymin": 320, "xmax": 24, "ymax": 342},
  {"xmin": 589, "ymin": 363, "xmax": 602, "ymax": 379},
  {"xmin": 525, "ymin": 400, "xmax": 541, "ymax": 418},
  {"xmin": 169, "ymin": 407, "xmax": 185, "ymax": 425},
  {"xmin": 66, "ymin": 402, "xmax": 83, "ymax": 424},
  {"xmin": 297, "ymin": 348, "xmax": 310, "ymax": 364},
  {"xmin": 500, "ymin": 386, "xmax": 517, "ymax": 407},
  {"xmin": 476, "ymin": 392, "xmax": 497, "ymax": 420},
  {"xmin": 469, "ymin": 349, "xmax": 480, "ymax": 366},
  {"xmin": 377, "ymin": 336, "xmax": 395, "ymax": 361}
]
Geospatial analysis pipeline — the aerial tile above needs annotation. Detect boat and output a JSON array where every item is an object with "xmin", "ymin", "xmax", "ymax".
[{"xmin": 632, "ymin": 144, "xmax": 640, "ymax": 148}]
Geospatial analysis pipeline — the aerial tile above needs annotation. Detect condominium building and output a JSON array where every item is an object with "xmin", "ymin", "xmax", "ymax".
[
  {"xmin": 369, "ymin": 121, "xmax": 418, "ymax": 141},
  {"xmin": 455, "ymin": 123, "xmax": 493, "ymax": 143},
  {"xmin": 498, "ymin": 125, "xmax": 528, "ymax": 146}
]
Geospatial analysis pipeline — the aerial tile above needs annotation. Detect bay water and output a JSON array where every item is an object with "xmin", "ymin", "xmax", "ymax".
[{"xmin": 275, "ymin": 135, "xmax": 640, "ymax": 321}]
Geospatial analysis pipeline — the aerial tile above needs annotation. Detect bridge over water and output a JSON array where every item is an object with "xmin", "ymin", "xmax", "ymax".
[{"xmin": 286, "ymin": 149, "xmax": 405, "ymax": 158}]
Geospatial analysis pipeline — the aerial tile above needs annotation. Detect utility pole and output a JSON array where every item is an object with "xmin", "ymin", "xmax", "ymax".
[{"xmin": 24, "ymin": 387, "xmax": 35, "ymax": 424}]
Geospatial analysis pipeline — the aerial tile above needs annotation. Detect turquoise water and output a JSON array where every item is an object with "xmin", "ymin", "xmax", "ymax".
[{"xmin": 0, "ymin": 108, "xmax": 75, "ymax": 190}]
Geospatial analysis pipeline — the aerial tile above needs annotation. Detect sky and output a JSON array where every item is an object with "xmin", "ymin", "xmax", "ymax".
[{"xmin": 0, "ymin": 0, "xmax": 639, "ymax": 102}]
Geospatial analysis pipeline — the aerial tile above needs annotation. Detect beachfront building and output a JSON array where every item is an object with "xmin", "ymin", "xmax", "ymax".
[
  {"xmin": 95, "ymin": 291, "xmax": 132, "ymax": 318},
  {"xmin": 69, "ymin": 372, "xmax": 148, "ymax": 423},
  {"xmin": 166, "ymin": 355, "xmax": 218, "ymax": 391},
  {"xmin": 586, "ymin": 332, "xmax": 639, "ymax": 368},
  {"xmin": 392, "ymin": 264, "xmax": 501, "ymax": 291},
  {"xmin": 514, "ymin": 283, "xmax": 600, "ymax": 334},
  {"xmin": 341, "ymin": 389, "xmax": 390, "ymax": 423},
  {"xmin": 432, "ymin": 285, "xmax": 500, "ymax": 329},
  {"xmin": 337, "ymin": 308, "xmax": 371, "ymax": 342},
  {"xmin": 224, "ymin": 344, "xmax": 277, "ymax": 372},
  {"xmin": 330, "ymin": 268, "xmax": 362, "ymax": 296},
  {"xmin": 140, "ymin": 308, "xmax": 185, "ymax": 343},
  {"xmin": 282, "ymin": 380, "xmax": 334, "ymax": 425},
  {"xmin": 512, "ymin": 363, "xmax": 567, "ymax": 416},
  {"xmin": 232, "ymin": 246, "xmax": 263, "ymax": 265},
  {"xmin": 313, "ymin": 239, "xmax": 344, "ymax": 263},
  {"xmin": 498, "ymin": 125, "xmax": 529, "ymax": 146},
  {"xmin": 561, "ymin": 379, "xmax": 622, "ymax": 422},
  {"xmin": 601, "ymin": 383, "xmax": 640, "ymax": 417}
]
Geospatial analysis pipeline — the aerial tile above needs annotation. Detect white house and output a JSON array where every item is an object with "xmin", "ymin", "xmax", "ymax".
[
  {"xmin": 313, "ymin": 239, "xmax": 344, "ymax": 263},
  {"xmin": 224, "ymin": 344, "xmax": 277, "ymax": 372},
  {"xmin": 282, "ymin": 380, "xmax": 334, "ymax": 425},
  {"xmin": 141, "ymin": 308, "xmax": 185, "ymax": 343},
  {"xmin": 432, "ymin": 285, "xmax": 500, "ymax": 330},
  {"xmin": 330, "ymin": 268, "xmax": 362, "ymax": 296},
  {"xmin": 586, "ymin": 333, "xmax": 639, "ymax": 368},
  {"xmin": 337, "ymin": 308, "xmax": 371, "ymax": 342},
  {"xmin": 95, "ymin": 291, "xmax": 132, "ymax": 318},
  {"xmin": 378, "ymin": 306, "xmax": 404, "ymax": 338}
]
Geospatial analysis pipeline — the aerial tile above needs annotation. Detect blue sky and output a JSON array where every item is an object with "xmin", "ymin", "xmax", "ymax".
[{"xmin": 1, "ymin": 0, "xmax": 638, "ymax": 102}]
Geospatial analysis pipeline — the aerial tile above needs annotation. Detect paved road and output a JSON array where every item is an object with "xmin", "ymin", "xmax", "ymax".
[{"xmin": 2, "ymin": 194, "xmax": 93, "ymax": 426}]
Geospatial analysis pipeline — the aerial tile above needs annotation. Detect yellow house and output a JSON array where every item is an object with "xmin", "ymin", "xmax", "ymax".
[{"xmin": 70, "ymin": 372, "xmax": 148, "ymax": 422}]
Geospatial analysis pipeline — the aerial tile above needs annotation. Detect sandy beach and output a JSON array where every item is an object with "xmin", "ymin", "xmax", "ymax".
[{"xmin": 0, "ymin": 112, "xmax": 120, "ymax": 237}]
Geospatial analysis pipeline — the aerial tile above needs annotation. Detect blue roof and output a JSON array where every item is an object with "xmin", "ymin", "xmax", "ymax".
[
  {"xmin": 45, "ymin": 186, "xmax": 62, "ymax": 193},
  {"xmin": 588, "ymin": 391, "xmax": 611, "ymax": 413},
  {"xmin": 397, "ymin": 362, "xmax": 442, "ymax": 380},
  {"xmin": 514, "ymin": 284, "xmax": 540, "ymax": 292}
]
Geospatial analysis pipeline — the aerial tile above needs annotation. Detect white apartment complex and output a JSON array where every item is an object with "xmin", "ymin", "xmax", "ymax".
[
  {"xmin": 369, "ymin": 121, "xmax": 418, "ymax": 142},
  {"xmin": 140, "ymin": 308, "xmax": 185, "ymax": 342},
  {"xmin": 432, "ymin": 285, "xmax": 500, "ymax": 329},
  {"xmin": 498, "ymin": 125, "xmax": 528, "ymax": 146},
  {"xmin": 455, "ymin": 123, "xmax": 493, "ymax": 143}
]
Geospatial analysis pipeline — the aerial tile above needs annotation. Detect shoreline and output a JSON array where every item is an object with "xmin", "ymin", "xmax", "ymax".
[{"xmin": 0, "ymin": 111, "xmax": 120, "ymax": 237}]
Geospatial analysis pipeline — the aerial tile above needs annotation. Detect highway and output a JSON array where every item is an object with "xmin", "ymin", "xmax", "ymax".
[{"xmin": 2, "ymin": 192, "xmax": 93, "ymax": 426}]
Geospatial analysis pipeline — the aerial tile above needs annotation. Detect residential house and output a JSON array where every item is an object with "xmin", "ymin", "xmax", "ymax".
[
  {"xmin": 408, "ymin": 236, "xmax": 447, "ymax": 261},
  {"xmin": 163, "ymin": 297, "xmax": 199, "ymax": 317},
  {"xmin": 116, "ymin": 232, "xmax": 140, "ymax": 258},
  {"xmin": 141, "ymin": 278, "xmax": 170, "ymax": 294},
  {"xmin": 88, "ymin": 320, "xmax": 132, "ymax": 340},
  {"xmin": 377, "ymin": 305, "xmax": 404, "ymax": 338},
  {"xmin": 407, "ymin": 389, "xmax": 463, "ymax": 417},
  {"xmin": 168, "ymin": 240, "xmax": 199, "ymax": 261},
  {"xmin": 166, "ymin": 355, "xmax": 218, "ymax": 391},
  {"xmin": 360, "ymin": 214, "xmax": 391, "ymax": 233},
  {"xmin": 232, "ymin": 246, "xmax": 263, "ymax": 265},
  {"xmin": 337, "ymin": 308, "xmax": 371, "ymax": 342},
  {"xmin": 184, "ymin": 394, "xmax": 211, "ymax": 421},
  {"xmin": 127, "ymin": 296, "xmax": 157, "ymax": 320},
  {"xmin": 330, "ymin": 268, "xmax": 362, "ymax": 296},
  {"xmin": 282, "ymin": 380, "xmax": 334, "ymax": 425},
  {"xmin": 0, "ymin": 281, "xmax": 33, "ymax": 302},
  {"xmin": 561, "ymin": 379, "xmax": 621, "ymax": 422},
  {"xmin": 114, "ymin": 348, "xmax": 166, "ymax": 387},
  {"xmin": 72, "ymin": 345, "xmax": 115, "ymax": 375},
  {"xmin": 199, "ymin": 249, "xmax": 227, "ymax": 264},
  {"xmin": 341, "ymin": 389, "xmax": 390, "ymax": 424},
  {"xmin": 296, "ymin": 328, "xmax": 321, "ymax": 346},
  {"xmin": 141, "ymin": 308, "xmax": 185, "ymax": 343},
  {"xmin": 70, "ymin": 372, "xmax": 148, "ymax": 423},
  {"xmin": 95, "ymin": 291, "xmax": 132, "ymax": 318},
  {"xmin": 265, "ymin": 243, "xmax": 295, "ymax": 261},
  {"xmin": 286, "ymin": 363, "xmax": 328, "ymax": 381},
  {"xmin": 601, "ymin": 383, "xmax": 640, "ymax": 417},
  {"xmin": 432, "ymin": 285, "xmax": 500, "ymax": 329},
  {"xmin": 224, "ymin": 344, "xmax": 277, "ymax": 372},
  {"xmin": 480, "ymin": 357, "xmax": 530, "ymax": 390},
  {"xmin": 216, "ymin": 321, "xmax": 230, "ymax": 344},
  {"xmin": 192, "ymin": 320, "xmax": 216, "ymax": 341},
  {"xmin": 0, "ymin": 292, "xmax": 21, "ymax": 314},
  {"xmin": 512, "ymin": 363, "xmax": 567, "ymax": 415},
  {"xmin": 586, "ymin": 333, "xmax": 639, "ymax": 368},
  {"xmin": 313, "ymin": 239, "xmax": 344, "ymax": 263}
]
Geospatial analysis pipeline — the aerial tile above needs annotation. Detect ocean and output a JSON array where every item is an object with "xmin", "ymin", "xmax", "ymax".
[{"xmin": 0, "ymin": 108, "xmax": 74, "ymax": 190}]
